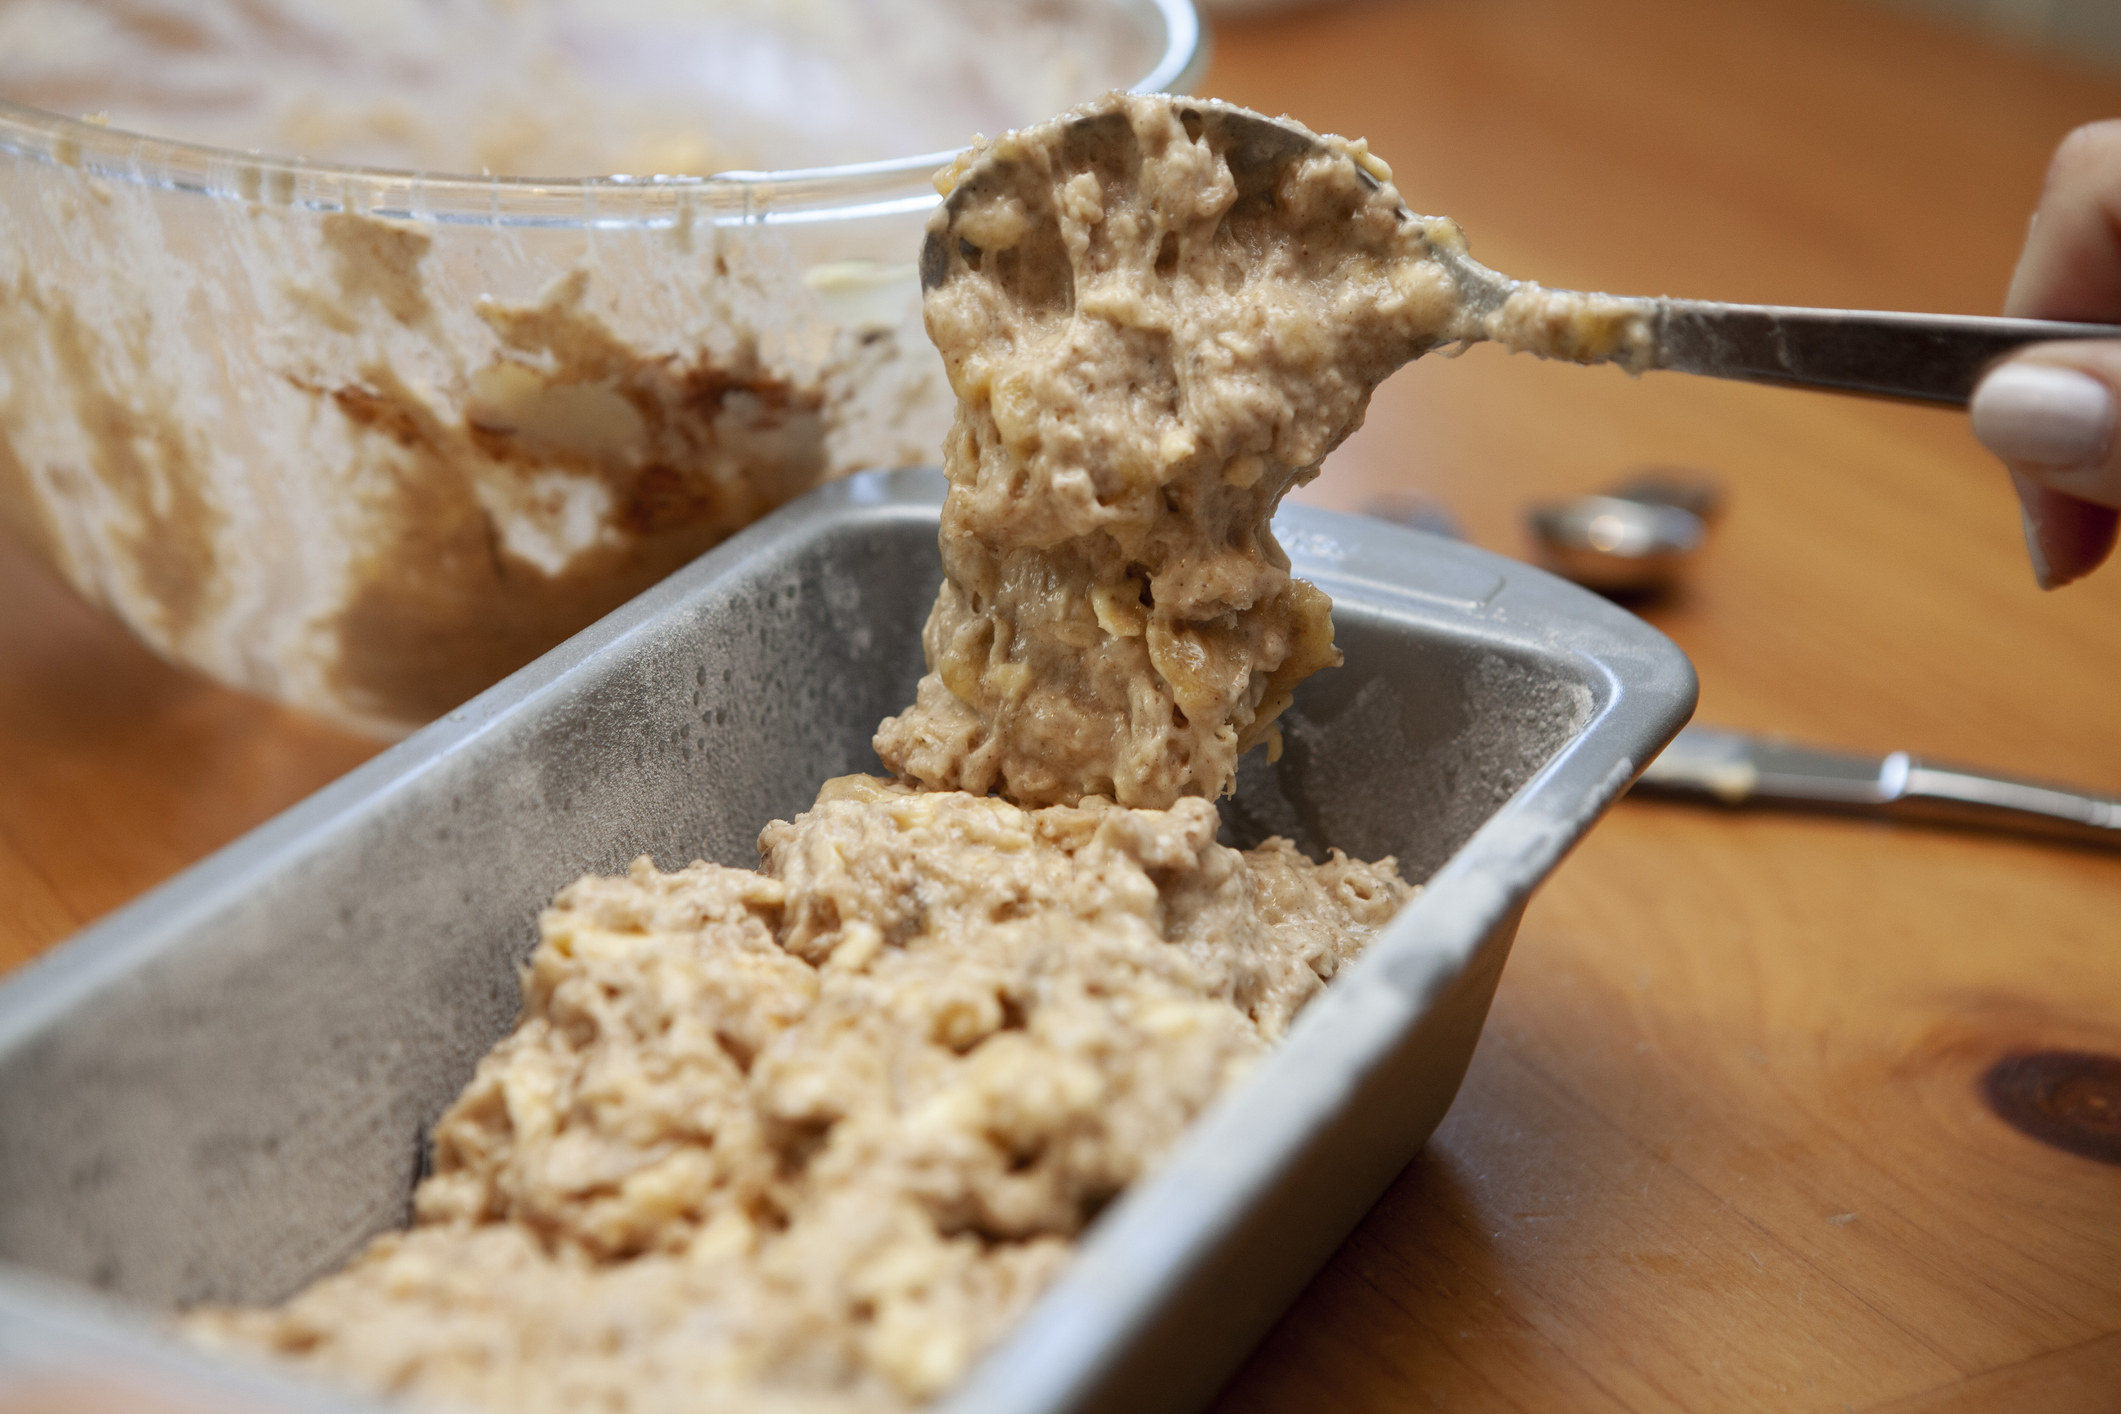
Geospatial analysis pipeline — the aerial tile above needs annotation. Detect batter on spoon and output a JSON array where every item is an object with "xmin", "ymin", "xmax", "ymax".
[{"xmin": 877, "ymin": 92, "xmax": 1644, "ymax": 809}]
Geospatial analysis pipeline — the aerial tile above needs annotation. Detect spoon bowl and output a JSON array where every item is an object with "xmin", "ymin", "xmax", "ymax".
[{"xmin": 922, "ymin": 98, "xmax": 1526, "ymax": 340}]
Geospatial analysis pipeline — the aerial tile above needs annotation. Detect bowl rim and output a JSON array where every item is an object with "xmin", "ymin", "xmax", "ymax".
[{"xmin": 0, "ymin": 0, "xmax": 1204, "ymax": 228}]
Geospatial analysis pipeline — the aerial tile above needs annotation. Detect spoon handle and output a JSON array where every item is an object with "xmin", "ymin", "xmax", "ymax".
[
  {"xmin": 1641, "ymin": 301, "xmax": 2121, "ymax": 405},
  {"xmin": 1634, "ymin": 725, "xmax": 2121, "ymax": 850}
]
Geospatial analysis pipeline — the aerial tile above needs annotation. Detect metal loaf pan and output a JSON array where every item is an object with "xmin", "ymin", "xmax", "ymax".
[{"xmin": 0, "ymin": 467, "xmax": 1695, "ymax": 1413}]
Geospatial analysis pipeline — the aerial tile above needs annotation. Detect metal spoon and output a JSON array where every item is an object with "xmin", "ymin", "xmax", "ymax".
[
  {"xmin": 1525, "ymin": 470, "xmax": 1725, "ymax": 593},
  {"xmin": 1635, "ymin": 725, "xmax": 2121, "ymax": 851},
  {"xmin": 1528, "ymin": 494, "xmax": 1706, "ymax": 594},
  {"xmin": 925, "ymin": 98, "xmax": 2121, "ymax": 406}
]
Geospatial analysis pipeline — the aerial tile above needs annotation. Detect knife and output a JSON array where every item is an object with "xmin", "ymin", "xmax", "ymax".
[{"xmin": 1632, "ymin": 725, "xmax": 2121, "ymax": 849}]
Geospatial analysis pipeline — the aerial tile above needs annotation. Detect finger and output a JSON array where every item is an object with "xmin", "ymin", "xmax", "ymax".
[
  {"xmin": 2011, "ymin": 470, "xmax": 2120, "ymax": 589},
  {"xmin": 2005, "ymin": 119, "xmax": 2121, "ymax": 321},
  {"xmin": 1970, "ymin": 350, "xmax": 2120, "ymax": 509},
  {"xmin": 1981, "ymin": 121, "xmax": 2121, "ymax": 587},
  {"xmin": 1972, "ymin": 347, "xmax": 2121, "ymax": 587}
]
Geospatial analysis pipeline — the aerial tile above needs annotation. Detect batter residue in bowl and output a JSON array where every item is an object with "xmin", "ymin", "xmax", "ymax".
[
  {"xmin": 183, "ymin": 93, "xmax": 1629, "ymax": 1412},
  {"xmin": 0, "ymin": 0, "xmax": 1160, "ymax": 176}
]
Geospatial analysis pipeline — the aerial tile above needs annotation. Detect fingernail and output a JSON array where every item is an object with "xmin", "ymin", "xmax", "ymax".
[
  {"xmin": 1972, "ymin": 364, "xmax": 2115, "ymax": 468},
  {"xmin": 2020, "ymin": 501, "xmax": 2057, "ymax": 590}
]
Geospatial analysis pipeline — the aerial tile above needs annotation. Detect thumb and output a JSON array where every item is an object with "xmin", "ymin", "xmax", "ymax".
[{"xmin": 1970, "ymin": 347, "xmax": 2121, "ymax": 587}]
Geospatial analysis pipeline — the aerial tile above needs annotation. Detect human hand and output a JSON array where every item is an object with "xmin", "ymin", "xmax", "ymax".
[{"xmin": 1969, "ymin": 120, "xmax": 2121, "ymax": 588}]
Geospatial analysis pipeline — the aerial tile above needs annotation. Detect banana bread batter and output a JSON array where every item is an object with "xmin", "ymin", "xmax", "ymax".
[{"xmin": 187, "ymin": 784, "xmax": 1408, "ymax": 1412}]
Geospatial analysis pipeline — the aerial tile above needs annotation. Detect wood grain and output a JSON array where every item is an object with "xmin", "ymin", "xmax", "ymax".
[{"xmin": 4, "ymin": 0, "xmax": 2120, "ymax": 1410}]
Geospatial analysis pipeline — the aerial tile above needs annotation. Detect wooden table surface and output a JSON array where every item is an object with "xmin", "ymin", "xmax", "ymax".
[{"xmin": 6, "ymin": 0, "xmax": 2121, "ymax": 1409}]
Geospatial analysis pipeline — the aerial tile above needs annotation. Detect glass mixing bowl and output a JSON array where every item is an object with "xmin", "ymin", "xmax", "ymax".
[{"xmin": 0, "ymin": 0, "xmax": 1202, "ymax": 734}]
